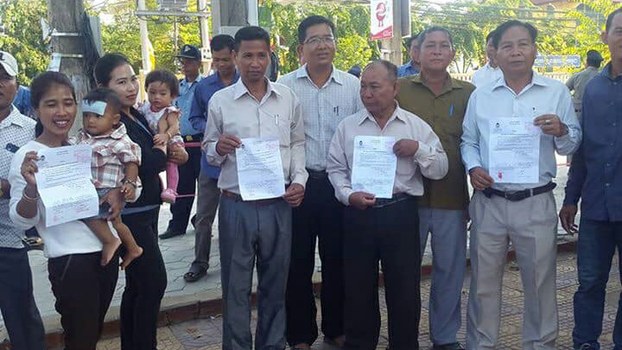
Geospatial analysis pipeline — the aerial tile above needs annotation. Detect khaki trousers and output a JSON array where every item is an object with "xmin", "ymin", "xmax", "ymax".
[{"xmin": 466, "ymin": 190, "xmax": 558, "ymax": 350}]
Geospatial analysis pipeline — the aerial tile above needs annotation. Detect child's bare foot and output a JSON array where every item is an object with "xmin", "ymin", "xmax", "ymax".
[
  {"xmin": 101, "ymin": 239, "xmax": 121, "ymax": 266},
  {"xmin": 120, "ymin": 246, "xmax": 144, "ymax": 269}
]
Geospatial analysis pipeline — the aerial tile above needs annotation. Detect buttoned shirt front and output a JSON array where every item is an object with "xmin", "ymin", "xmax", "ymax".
[
  {"xmin": 0, "ymin": 107, "xmax": 35, "ymax": 248},
  {"xmin": 398, "ymin": 61, "xmax": 420, "ymax": 78},
  {"xmin": 175, "ymin": 75, "xmax": 204, "ymax": 136},
  {"xmin": 564, "ymin": 64, "xmax": 622, "ymax": 221},
  {"xmin": 397, "ymin": 74, "xmax": 475, "ymax": 210},
  {"xmin": 327, "ymin": 105, "xmax": 448, "ymax": 206},
  {"xmin": 70, "ymin": 124, "xmax": 141, "ymax": 188},
  {"xmin": 204, "ymin": 79, "xmax": 308, "ymax": 194},
  {"xmin": 471, "ymin": 62, "xmax": 503, "ymax": 88},
  {"xmin": 278, "ymin": 65, "xmax": 364, "ymax": 171},
  {"xmin": 461, "ymin": 72, "xmax": 581, "ymax": 192}
]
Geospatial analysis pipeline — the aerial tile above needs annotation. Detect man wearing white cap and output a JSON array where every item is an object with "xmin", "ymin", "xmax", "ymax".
[{"xmin": 0, "ymin": 50, "xmax": 46, "ymax": 349}]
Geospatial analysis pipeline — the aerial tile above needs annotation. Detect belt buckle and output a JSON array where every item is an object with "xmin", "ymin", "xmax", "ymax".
[
  {"xmin": 504, "ymin": 192, "xmax": 512, "ymax": 200},
  {"xmin": 185, "ymin": 135, "xmax": 192, "ymax": 141}
]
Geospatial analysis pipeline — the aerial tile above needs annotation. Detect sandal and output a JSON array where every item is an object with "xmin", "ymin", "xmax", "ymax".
[{"xmin": 183, "ymin": 266, "xmax": 207, "ymax": 282}]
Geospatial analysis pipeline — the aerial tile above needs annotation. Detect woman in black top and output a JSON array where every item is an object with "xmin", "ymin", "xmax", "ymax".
[{"xmin": 93, "ymin": 53, "xmax": 187, "ymax": 349}]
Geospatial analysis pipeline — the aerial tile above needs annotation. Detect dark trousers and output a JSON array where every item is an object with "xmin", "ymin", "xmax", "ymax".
[
  {"xmin": 573, "ymin": 219, "xmax": 622, "ymax": 349},
  {"xmin": 286, "ymin": 176, "xmax": 344, "ymax": 345},
  {"xmin": 343, "ymin": 197, "xmax": 421, "ymax": 350},
  {"xmin": 0, "ymin": 247, "xmax": 45, "ymax": 350},
  {"xmin": 48, "ymin": 251, "xmax": 119, "ymax": 350},
  {"xmin": 167, "ymin": 139, "xmax": 202, "ymax": 232},
  {"xmin": 121, "ymin": 208, "xmax": 168, "ymax": 350}
]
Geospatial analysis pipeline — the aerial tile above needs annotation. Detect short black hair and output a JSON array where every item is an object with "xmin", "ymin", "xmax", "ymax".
[
  {"xmin": 405, "ymin": 33, "xmax": 420, "ymax": 50},
  {"xmin": 234, "ymin": 26, "xmax": 271, "ymax": 52},
  {"xmin": 210, "ymin": 34, "xmax": 235, "ymax": 52},
  {"xmin": 486, "ymin": 29, "xmax": 496, "ymax": 43},
  {"xmin": 30, "ymin": 71, "xmax": 76, "ymax": 137},
  {"xmin": 417, "ymin": 26, "xmax": 454, "ymax": 49},
  {"xmin": 31, "ymin": 71, "xmax": 76, "ymax": 109},
  {"xmin": 365, "ymin": 60, "xmax": 398, "ymax": 82},
  {"xmin": 145, "ymin": 69, "xmax": 180, "ymax": 98},
  {"xmin": 297, "ymin": 15, "xmax": 336, "ymax": 44},
  {"xmin": 606, "ymin": 8, "xmax": 622, "ymax": 33},
  {"xmin": 492, "ymin": 20, "xmax": 538, "ymax": 49},
  {"xmin": 83, "ymin": 87, "xmax": 122, "ymax": 115},
  {"xmin": 94, "ymin": 53, "xmax": 131, "ymax": 86}
]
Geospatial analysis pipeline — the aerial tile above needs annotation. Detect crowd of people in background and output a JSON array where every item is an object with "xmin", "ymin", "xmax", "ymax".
[{"xmin": 0, "ymin": 6, "xmax": 621, "ymax": 350}]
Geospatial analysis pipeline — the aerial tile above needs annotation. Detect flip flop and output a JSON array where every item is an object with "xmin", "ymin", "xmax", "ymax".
[{"xmin": 183, "ymin": 266, "xmax": 207, "ymax": 282}]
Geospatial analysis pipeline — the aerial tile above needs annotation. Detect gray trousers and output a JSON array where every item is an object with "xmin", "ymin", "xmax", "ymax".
[
  {"xmin": 419, "ymin": 208, "xmax": 467, "ymax": 346},
  {"xmin": 219, "ymin": 196, "xmax": 292, "ymax": 350},
  {"xmin": 466, "ymin": 191, "xmax": 558, "ymax": 350},
  {"xmin": 191, "ymin": 173, "xmax": 221, "ymax": 270}
]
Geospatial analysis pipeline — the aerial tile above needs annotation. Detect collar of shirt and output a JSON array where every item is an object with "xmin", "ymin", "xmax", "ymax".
[
  {"xmin": 295, "ymin": 64, "xmax": 343, "ymax": 87},
  {"xmin": 180, "ymin": 75, "xmax": 204, "ymax": 88},
  {"xmin": 490, "ymin": 71, "xmax": 549, "ymax": 95},
  {"xmin": 233, "ymin": 78, "xmax": 282, "ymax": 103},
  {"xmin": 409, "ymin": 72, "xmax": 466, "ymax": 95},
  {"xmin": 205, "ymin": 70, "xmax": 240, "ymax": 88},
  {"xmin": 357, "ymin": 102, "xmax": 406, "ymax": 127},
  {"xmin": 81, "ymin": 123, "xmax": 129, "ymax": 140},
  {"xmin": 601, "ymin": 63, "xmax": 622, "ymax": 81},
  {"xmin": 0, "ymin": 106, "xmax": 29, "ymax": 130}
]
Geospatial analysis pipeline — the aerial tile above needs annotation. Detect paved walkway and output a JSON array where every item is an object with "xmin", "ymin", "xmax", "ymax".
[
  {"xmin": 89, "ymin": 249, "xmax": 620, "ymax": 349},
  {"xmin": 0, "ymin": 160, "xmax": 587, "ymax": 348}
]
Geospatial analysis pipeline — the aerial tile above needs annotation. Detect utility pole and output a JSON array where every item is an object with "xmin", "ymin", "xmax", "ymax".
[
  {"xmin": 47, "ymin": 0, "xmax": 90, "ymax": 131},
  {"xmin": 137, "ymin": 0, "xmax": 152, "ymax": 73},
  {"xmin": 198, "ymin": 0, "xmax": 211, "ymax": 73},
  {"xmin": 211, "ymin": 0, "xmax": 257, "ymax": 36}
]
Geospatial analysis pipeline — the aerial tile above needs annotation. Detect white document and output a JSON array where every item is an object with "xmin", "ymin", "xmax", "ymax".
[
  {"xmin": 34, "ymin": 144, "xmax": 99, "ymax": 227},
  {"xmin": 351, "ymin": 136, "xmax": 397, "ymax": 199},
  {"xmin": 489, "ymin": 118, "xmax": 541, "ymax": 184},
  {"xmin": 236, "ymin": 138, "xmax": 285, "ymax": 201}
]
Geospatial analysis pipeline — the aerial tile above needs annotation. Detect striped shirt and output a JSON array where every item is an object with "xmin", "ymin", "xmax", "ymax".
[
  {"xmin": 0, "ymin": 107, "xmax": 35, "ymax": 248},
  {"xmin": 278, "ymin": 65, "xmax": 364, "ymax": 171}
]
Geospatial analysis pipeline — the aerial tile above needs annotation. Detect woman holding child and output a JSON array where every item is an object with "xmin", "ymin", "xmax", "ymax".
[
  {"xmin": 8, "ymin": 71, "xmax": 122, "ymax": 349},
  {"xmin": 94, "ymin": 53, "xmax": 187, "ymax": 349}
]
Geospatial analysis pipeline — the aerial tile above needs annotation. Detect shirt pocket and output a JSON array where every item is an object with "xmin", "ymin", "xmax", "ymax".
[
  {"xmin": 260, "ymin": 109, "xmax": 290, "ymax": 147},
  {"xmin": 93, "ymin": 146, "xmax": 114, "ymax": 168}
]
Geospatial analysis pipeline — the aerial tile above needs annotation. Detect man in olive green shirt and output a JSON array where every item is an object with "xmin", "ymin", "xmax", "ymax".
[{"xmin": 396, "ymin": 26, "xmax": 475, "ymax": 350}]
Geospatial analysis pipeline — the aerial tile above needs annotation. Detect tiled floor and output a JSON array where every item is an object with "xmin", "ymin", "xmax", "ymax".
[{"xmin": 92, "ymin": 250, "xmax": 621, "ymax": 350}]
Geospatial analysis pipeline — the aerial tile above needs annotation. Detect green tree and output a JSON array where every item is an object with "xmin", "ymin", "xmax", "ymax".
[{"xmin": 0, "ymin": 0, "xmax": 49, "ymax": 84}]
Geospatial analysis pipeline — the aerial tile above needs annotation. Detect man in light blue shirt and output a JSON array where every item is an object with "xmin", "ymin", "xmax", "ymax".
[
  {"xmin": 160, "ymin": 44, "xmax": 205, "ymax": 240},
  {"xmin": 182, "ymin": 35, "xmax": 239, "ymax": 283},
  {"xmin": 461, "ymin": 20, "xmax": 580, "ymax": 350},
  {"xmin": 397, "ymin": 34, "xmax": 421, "ymax": 77}
]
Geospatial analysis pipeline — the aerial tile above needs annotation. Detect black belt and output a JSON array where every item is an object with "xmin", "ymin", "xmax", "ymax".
[
  {"xmin": 483, "ymin": 182, "xmax": 556, "ymax": 202},
  {"xmin": 221, "ymin": 190, "xmax": 282, "ymax": 206},
  {"xmin": 183, "ymin": 133, "xmax": 203, "ymax": 142},
  {"xmin": 307, "ymin": 169, "xmax": 328, "ymax": 180},
  {"xmin": 373, "ymin": 193, "xmax": 413, "ymax": 208}
]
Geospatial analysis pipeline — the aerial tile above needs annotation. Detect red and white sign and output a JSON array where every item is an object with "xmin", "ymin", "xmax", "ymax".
[{"xmin": 371, "ymin": 0, "xmax": 393, "ymax": 40}]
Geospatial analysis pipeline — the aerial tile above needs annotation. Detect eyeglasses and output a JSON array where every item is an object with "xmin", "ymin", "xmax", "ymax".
[{"xmin": 304, "ymin": 36, "xmax": 336, "ymax": 47}]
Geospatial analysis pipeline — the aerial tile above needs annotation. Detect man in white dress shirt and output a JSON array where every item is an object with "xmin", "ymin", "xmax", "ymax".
[
  {"xmin": 471, "ymin": 30, "xmax": 503, "ymax": 88},
  {"xmin": 328, "ymin": 60, "xmax": 448, "ymax": 350},
  {"xmin": 461, "ymin": 20, "xmax": 581, "ymax": 350},
  {"xmin": 278, "ymin": 15, "xmax": 363, "ymax": 350}
]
